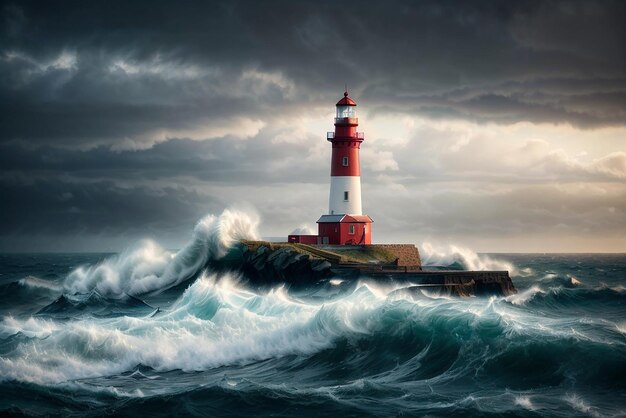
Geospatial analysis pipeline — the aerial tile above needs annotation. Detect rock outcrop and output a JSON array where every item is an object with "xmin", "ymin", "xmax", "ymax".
[
  {"xmin": 243, "ymin": 245, "xmax": 333, "ymax": 283},
  {"xmin": 217, "ymin": 242, "xmax": 516, "ymax": 296}
]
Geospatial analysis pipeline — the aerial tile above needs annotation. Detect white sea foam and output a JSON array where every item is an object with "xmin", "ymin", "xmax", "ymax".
[
  {"xmin": 0, "ymin": 274, "xmax": 380, "ymax": 385},
  {"xmin": 0, "ymin": 272, "xmax": 609, "ymax": 390},
  {"xmin": 18, "ymin": 276, "xmax": 63, "ymax": 292},
  {"xmin": 0, "ymin": 273, "xmax": 462, "ymax": 386},
  {"xmin": 505, "ymin": 285, "xmax": 544, "ymax": 306},
  {"xmin": 514, "ymin": 396, "xmax": 535, "ymax": 410},
  {"xmin": 519, "ymin": 267, "xmax": 534, "ymax": 277},
  {"xmin": 564, "ymin": 394, "xmax": 602, "ymax": 418},
  {"xmin": 420, "ymin": 242, "xmax": 516, "ymax": 275},
  {"xmin": 289, "ymin": 225, "xmax": 315, "ymax": 235},
  {"xmin": 611, "ymin": 284, "xmax": 625, "ymax": 292},
  {"xmin": 0, "ymin": 253, "xmax": 612, "ymax": 393},
  {"xmin": 0, "ymin": 316, "xmax": 60, "ymax": 339},
  {"xmin": 63, "ymin": 209, "xmax": 259, "ymax": 297}
]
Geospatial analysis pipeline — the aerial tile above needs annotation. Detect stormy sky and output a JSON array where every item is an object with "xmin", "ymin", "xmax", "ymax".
[{"xmin": 1, "ymin": 0, "xmax": 625, "ymax": 252}]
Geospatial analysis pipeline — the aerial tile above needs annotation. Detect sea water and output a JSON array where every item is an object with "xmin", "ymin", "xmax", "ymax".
[{"xmin": 0, "ymin": 210, "xmax": 624, "ymax": 417}]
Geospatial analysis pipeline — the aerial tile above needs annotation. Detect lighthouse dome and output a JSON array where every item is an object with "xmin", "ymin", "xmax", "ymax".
[{"xmin": 336, "ymin": 91, "xmax": 356, "ymax": 106}]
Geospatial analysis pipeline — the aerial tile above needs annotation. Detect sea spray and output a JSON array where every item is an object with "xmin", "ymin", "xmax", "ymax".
[
  {"xmin": 289, "ymin": 225, "xmax": 316, "ymax": 235},
  {"xmin": 420, "ymin": 242, "xmax": 517, "ymax": 274},
  {"xmin": 0, "ymin": 273, "xmax": 344, "ymax": 384},
  {"xmin": 1, "ymin": 244, "xmax": 625, "ymax": 417},
  {"xmin": 63, "ymin": 209, "xmax": 260, "ymax": 297},
  {"xmin": 0, "ymin": 254, "xmax": 625, "ymax": 417}
]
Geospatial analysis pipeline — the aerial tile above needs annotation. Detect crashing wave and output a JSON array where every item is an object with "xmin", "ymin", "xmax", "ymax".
[
  {"xmin": 36, "ymin": 291, "xmax": 155, "ymax": 319},
  {"xmin": 539, "ymin": 273, "xmax": 582, "ymax": 288},
  {"xmin": 62, "ymin": 209, "xmax": 259, "ymax": 298},
  {"xmin": 0, "ymin": 270, "xmax": 624, "ymax": 410},
  {"xmin": 420, "ymin": 242, "xmax": 517, "ymax": 275}
]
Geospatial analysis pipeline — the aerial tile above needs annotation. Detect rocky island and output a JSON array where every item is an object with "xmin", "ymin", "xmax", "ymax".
[
  {"xmin": 214, "ymin": 241, "xmax": 517, "ymax": 297},
  {"xmin": 215, "ymin": 92, "xmax": 516, "ymax": 297}
]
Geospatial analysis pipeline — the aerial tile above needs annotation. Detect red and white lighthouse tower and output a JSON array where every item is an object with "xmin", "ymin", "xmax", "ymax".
[
  {"xmin": 316, "ymin": 91, "xmax": 373, "ymax": 245},
  {"xmin": 328, "ymin": 92, "xmax": 363, "ymax": 215},
  {"xmin": 287, "ymin": 90, "xmax": 373, "ymax": 246}
]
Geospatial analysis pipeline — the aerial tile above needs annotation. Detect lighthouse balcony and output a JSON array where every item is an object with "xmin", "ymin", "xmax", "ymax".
[{"xmin": 327, "ymin": 131, "xmax": 365, "ymax": 141}]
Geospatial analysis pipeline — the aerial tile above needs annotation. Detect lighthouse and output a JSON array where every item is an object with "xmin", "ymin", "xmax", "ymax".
[
  {"xmin": 327, "ymin": 91, "xmax": 363, "ymax": 215},
  {"xmin": 287, "ymin": 90, "xmax": 373, "ymax": 246},
  {"xmin": 316, "ymin": 91, "xmax": 373, "ymax": 245}
]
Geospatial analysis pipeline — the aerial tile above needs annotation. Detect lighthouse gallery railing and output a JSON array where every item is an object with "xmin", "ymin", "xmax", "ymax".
[{"xmin": 326, "ymin": 132, "xmax": 364, "ymax": 140}]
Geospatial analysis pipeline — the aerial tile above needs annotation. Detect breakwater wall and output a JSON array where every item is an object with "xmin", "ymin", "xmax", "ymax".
[{"xmin": 221, "ymin": 242, "xmax": 516, "ymax": 296}]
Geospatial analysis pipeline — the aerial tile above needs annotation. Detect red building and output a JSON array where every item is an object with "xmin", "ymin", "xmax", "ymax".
[
  {"xmin": 288, "ymin": 90, "xmax": 373, "ymax": 245},
  {"xmin": 287, "ymin": 235, "xmax": 318, "ymax": 245},
  {"xmin": 317, "ymin": 214, "xmax": 373, "ymax": 245}
]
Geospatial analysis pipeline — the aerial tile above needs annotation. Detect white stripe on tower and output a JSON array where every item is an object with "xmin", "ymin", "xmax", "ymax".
[{"xmin": 329, "ymin": 176, "xmax": 362, "ymax": 215}]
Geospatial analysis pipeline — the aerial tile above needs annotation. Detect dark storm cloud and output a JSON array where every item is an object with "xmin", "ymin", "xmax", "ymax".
[
  {"xmin": 0, "ymin": 176, "xmax": 223, "ymax": 237},
  {"xmin": 1, "ymin": 0, "xmax": 626, "ymax": 251},
  {"xmin": 1, "ymin": 0, "xmax": 625, "ymax": 148},
  {"xmin": 0, "ymin": 132, "xmax": 328, "ymax": 185}
]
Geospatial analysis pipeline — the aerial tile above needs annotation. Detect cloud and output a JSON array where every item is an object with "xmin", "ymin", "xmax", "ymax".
[
  {"xmin": 361, "ymin": 149, "xmax": 399, "ymax": 172},
  {"xmin": 1, "ymin": 0, "xmax": 625, "ymax": 251},
  {"xmin": 541, "ymin": 150, "xmax": 626, "ymax": 180},
  {"xmin": 0, "ymin": 1, "xmax": 625, "ymax": 149},
  {"xmin": 593, "ymin": 152, "xmax": 626, "ymax": 178},
  {"xmin": 0, "ymin": 177, "xmax": 220, "ymax": 234},
  {"xmin": 381, "ymin": 117, "xmax": 626, "ymax": 183}
]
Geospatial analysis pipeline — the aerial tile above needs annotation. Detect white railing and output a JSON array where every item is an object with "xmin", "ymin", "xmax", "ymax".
[{"xmin": 327, "ymin": 132, "xmax": 365, "ymax": 140}]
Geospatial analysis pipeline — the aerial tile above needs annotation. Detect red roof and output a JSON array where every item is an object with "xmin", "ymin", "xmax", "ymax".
[
  {"xmin": 343, "ymin": 215, "xmax": 373, "ymax": 223},
  {"xmin": 317, "ymin": 214, "xmax": 373, "ymax": 223},
  {"xmin": 336, "ymin": 91, "xmax": 356, "ymax": 106}
]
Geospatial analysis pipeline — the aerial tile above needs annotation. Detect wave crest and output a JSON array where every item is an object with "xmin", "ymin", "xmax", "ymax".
[
  {"xmin": 420, "ymin": 242, "xmax": 516, "ymax": 274},
  {"xmin": 63, "ymin": 209, "xmax": 259, "ymax": 297}
]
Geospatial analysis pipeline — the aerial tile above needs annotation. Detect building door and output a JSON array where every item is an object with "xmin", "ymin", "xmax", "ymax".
[{"xmin": 322, "ymin": 236, "xmax": 329, "ymax": 244}]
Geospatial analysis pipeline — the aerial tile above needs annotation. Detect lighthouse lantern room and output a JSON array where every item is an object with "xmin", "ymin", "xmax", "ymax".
[{"xmin": 288, "ymin": 90, "xmax": 373, "ymax": 245}]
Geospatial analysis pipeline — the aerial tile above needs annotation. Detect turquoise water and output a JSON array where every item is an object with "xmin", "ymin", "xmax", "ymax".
[{"xmin": 0, "ymin": 250, "xmax": 624, "ymax": 417}]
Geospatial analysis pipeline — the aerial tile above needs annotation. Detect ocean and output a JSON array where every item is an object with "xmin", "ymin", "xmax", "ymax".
[{"xmin": 0, "ymin": 212, "xmax": 624, "ymax": 417}]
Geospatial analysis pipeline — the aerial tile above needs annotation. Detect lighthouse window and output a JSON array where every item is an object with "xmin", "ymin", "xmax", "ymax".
[
  {"xmin": 336, "ymin": 105, "xmax": 356, "ymax": 119},
  {"xmin": 342, "ymin": 156, "xmax": 349, "ymax": 166},
  {"xmin": 344, "ymin": 191, "xmax": 349, "ymax": 201},
  {"xmin": 349, "ymin": 225, "xmax": 355, "ymax": 235}
]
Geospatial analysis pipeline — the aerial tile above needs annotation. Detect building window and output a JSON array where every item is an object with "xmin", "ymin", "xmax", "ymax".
[
  {"xmin": 349, "ymin": 224, "xmax": 355, "ymax": 235},
  {"xmin": 342, "ymin": 156, "xmax": 349, "ymax": 166},
  {"xmin": 344, "ymin": 191, "xmax": 349, "ymax": 201}
]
